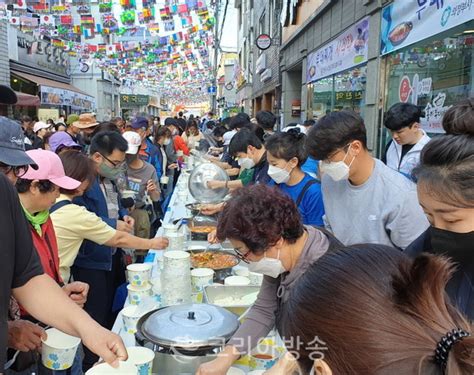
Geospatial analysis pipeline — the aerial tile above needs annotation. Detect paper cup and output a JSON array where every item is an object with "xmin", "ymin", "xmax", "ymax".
[
  {"xmin": 127, "ymin": 263, "xmax": 152, "ymax": 287},
  {"xmin": 160, "ymin": 175, "xmax": 169, "ymax": 185},
  {"xmin": 121, "ymin": 190, "xmax": 136, "ymax": 199},
  {"xmin": 126, "ymin": 346, "xmax": 155, "ymax": 375},
  {"xmin": 166, "ymin": 232, "xmax": 185, "ymax": 251},
  {"xmin": 127, "ymin": 284, "xmax": 152, "ymax": 305},
  {"xmin": 227, "ymin": 367, "xmax": 246, "ymax": 375},
  {"xmin": 163, "ymin": 250, "xmax": 190, "ymax": 269},
  {"xmin": 225, "ymin": 276, "xmax": 251, "ymax": 287},
  {"xmin": 234, "ymin": 267, "xmax": 250, "ymax": 277},
  {"xmin": 41, "ymin": 328, "xmax": 81, "ymax": 370},
  {"xmin": 249, "ymin": 271, "xmax": 264, "ymax": 286},
  {"xmin": 176, "ymin": 150, "xmax": 184, "ymax": 157},
  {"xmin": 250, "ymin": 345, "xmax": 279, "ymax": 371},
  {"xmin": 122, "ymin": 306, "xmax": 144, "ymax": 334},
  {"xmin": 85, "ymin": 361, "xmax": 137, "ymax": 374},
  {"xmin": 191, "ymin": 268, "xmax": 215, "ymax": 292},
  {"xmin": 150, "ymin": 277, "xmax": 162, "ymax": 305}
]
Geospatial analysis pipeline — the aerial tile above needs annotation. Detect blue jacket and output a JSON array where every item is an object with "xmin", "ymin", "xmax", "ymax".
[
  {"xmin": 140, "ymin": 138, "xmax": 162, "ymax": 178},
  {"xmin": 72, "ymin": 177, "xmax": 127, "ymax": 271}
]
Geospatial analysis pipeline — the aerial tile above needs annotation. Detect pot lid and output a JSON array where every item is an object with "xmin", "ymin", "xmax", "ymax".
[
  {"xmin": 140, "ymin": 303, "xmax": 239, "ymax": 349},
  {"xmin": 188, "ymin": 163, "xmax": 229, "ymax": 203}
]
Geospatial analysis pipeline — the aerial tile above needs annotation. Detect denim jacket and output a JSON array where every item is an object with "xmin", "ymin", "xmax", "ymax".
[{"xmin": 72, "ymin": 177, "xmax": 126, "ymax": 271}]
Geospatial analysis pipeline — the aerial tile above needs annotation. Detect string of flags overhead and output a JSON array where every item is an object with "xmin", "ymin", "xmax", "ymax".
[{"xmin": 1, "ymin": 0, "xmax": 218, "ymax": 104}]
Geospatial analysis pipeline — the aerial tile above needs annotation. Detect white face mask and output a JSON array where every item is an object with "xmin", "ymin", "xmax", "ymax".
[
  {"xmin": 268, "ymin": 163, "xmax": 291, "ymax": 184},
  {"xmin": 163, "ymin": 138, "xmax": 171, "ymax": 146},
  {"xmin": 238, "ymin": 157, "xmax": 255, "ymax": 170},
  {"xmin": 320, "ymin": 144, "xmax": 355, "ymax": 181},
  {"xmin": 248, "ymin": 249, "xmax": 286, "ymax": 278}
]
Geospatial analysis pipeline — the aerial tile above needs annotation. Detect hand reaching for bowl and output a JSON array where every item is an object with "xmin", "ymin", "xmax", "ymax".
[
  {"xmin": 206, "ymin": 180, "xmax": 224, "ymax": 190},
  {"xmin": 200, "ymin": 202, "xmax": 225, "ymax": 216}
]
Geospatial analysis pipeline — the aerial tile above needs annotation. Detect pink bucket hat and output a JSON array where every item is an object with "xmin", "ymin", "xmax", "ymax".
[{"xmin": 22, "ymin": 149, "xmax": 81, "ymax": 190}]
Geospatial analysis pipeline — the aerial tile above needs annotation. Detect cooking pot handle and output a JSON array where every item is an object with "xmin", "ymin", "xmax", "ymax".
[{"xmin": 135, "ymin": 329, "xmax": 147, "ymax": 346}]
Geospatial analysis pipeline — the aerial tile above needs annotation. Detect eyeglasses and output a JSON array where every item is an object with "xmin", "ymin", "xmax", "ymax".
[
  {"xmin": 99, "ymin": 153, "xmax": 126, "ymax": 169},
  {"xmin": 233, "ymin": 248, "xmax": 251, "ymax": 264},
  {"xmin": 0, "ymin": 163, "xmax": 29, "ymax": 178}
]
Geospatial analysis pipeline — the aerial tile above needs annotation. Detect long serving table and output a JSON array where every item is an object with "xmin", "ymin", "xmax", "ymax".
[{"xmin": 112, "ymin": 171, "xmax": 285, "ymax": 373}]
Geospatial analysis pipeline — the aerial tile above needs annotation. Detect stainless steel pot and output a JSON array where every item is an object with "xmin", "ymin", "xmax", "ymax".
[{"xmin": 136, "ymin": 303, "xmax": 239, "ymax": 375}]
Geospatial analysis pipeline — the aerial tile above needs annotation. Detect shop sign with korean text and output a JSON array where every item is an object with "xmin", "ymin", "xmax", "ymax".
[
  {"xmin": 40, "ymin": 86, "xmax": 95, "ymax": 110},
  {"xmin": 306, "ymin": 17, "xmax": 369, "ymax": 83},
  {"xmin": 381, "ymin": 0, "xmax": 474, "ymax": 55},
  {"xmin": 120, "ymin": 94, "xmax": 150, "ymax": 107}
]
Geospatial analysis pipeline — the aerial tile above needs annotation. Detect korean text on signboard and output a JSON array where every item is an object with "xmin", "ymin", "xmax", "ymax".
[
  {"xmin": 41, "ymin": 86, "xmax": 95, "ymax": 110},
  {"xmin": 381, "ymin": 0, "xmax": 474, "ymax": 54},
  {"xmin": 306, "ymin": 17, "xmax": 369, "ymax": 83},
  {"xmin": 120, "ymin": 94, "xmax": 150, "ymax": 107}
]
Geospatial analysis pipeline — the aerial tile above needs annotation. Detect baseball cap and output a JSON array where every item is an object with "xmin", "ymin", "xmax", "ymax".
[
  {"xmin": 22, "ymin": 149, "xmax": 81, "ymax": 190},
  {"xmin": 72, "ymin": 113, "xmax": 99, "ymax": 129},
  {"xmin": 0, "ymin": 116, "xmax": 37, "ymax": 168},
  {"xmin": 33, "ymin": 121, "xmax": 50, "ymax": 133},
  {"xmin": 131, "ymin": 116, "xmax": 149, "ymax": 130},
  {"xmin": 49, "ymin": 132, "xmax": 81, "ymax": 154},
  {"xmin": 0, "ymin": 85, "xmax": 17, "ymax": 105},
  {"xmin": 122, "ymin": 131, "xmax": 142, "ymax": 154}
]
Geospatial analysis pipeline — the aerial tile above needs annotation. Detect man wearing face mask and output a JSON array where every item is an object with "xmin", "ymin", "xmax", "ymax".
[
  {"xmin": 71, "ymin": 131, "xmax": 135, "ymax": 370},
  {"xmin": 196, "ymin": 184, "xmax": 341, "ymax": 375},
  {"xmin": 228, "ymin": 128, "xmax": 271, "ymax": 185},
  {"xmin": 119, "ymin": 131, "xmax": 160, "ymax": 239},
  {"xmin": 71, "ymin": 113, "xmax": 98, "ymax": 153},
  {"xmin": 130, "ymin": 116, "xmax": 162, "ymax": 178},
  {"xmin": 306, "ymin": 111, "xmax": 429, "ymax": 250}
]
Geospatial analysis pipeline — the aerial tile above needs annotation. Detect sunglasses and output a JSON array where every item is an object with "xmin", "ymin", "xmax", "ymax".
[{"xmin": 0, "ymin": 163, "xmax": 29, "ymax": 178}]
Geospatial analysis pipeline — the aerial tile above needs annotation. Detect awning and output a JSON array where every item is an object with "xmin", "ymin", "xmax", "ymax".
[
  {"xmin": 14, "ymin": 91, "xmax": 40, "ymax": 107},
  {"xmin": 11, "ymin": 71, "xmax": 89, "ymax": 96}
]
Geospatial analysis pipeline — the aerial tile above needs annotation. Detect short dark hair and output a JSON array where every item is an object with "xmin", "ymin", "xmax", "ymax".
[
  {"xmin": 164, "ymin": 117, "xmax": 178, "ymax": 126},
  {"xmin": 178, "ymin": 111, "xmax": 184, "ymax": 117},
  {"xmin": 59, "ymin": 150, "xmax": 96, "ymax": 195},
  {"xmin": 265, "ymin": 130, "xmax": 308, "ymax": 167},
  {"xmin": 91, "ymin": 122, "xmax": 121, "ymax": 138},
  {"xmin": 384, "ymin": 103, "xmax": 423, "ymax": 131},
  {"xmin": 303, "ymin": 119, "xmax": 316, "ymax": 127},
  {"xmin": 228, "ymin": 128, "xmax": 263, "ymax": 156},
  {"xmin": 306, "ymin": 111, "xmax": 367, "ymax": 160},
  {"xmin": 256, "ymin": 111, "xmax": 276, "ymax": 130},
  {"xmin": 212, "ymin": 126, "xmax": 228, "ymax": 138},
  {"xmin": 16, "ymin": 179, "xmax": 56, "ymax": 194},
  {"xmin": 217, "ymin": 184, "xmax": 304, "ymax": 253},
  {"xmin": 21, "ymin": 115, "xmax": 32, "ymax": 123},
  {"xmin": 155, "ymin": 126, "xmax": 171, "ymax": 141},
  {"xmin": 90, "ymin": 131, "xmax": 128, "ymax": 156},
  {"xmin": 229, "ymin": 112, "xmax": 251, "ymax": 130}
]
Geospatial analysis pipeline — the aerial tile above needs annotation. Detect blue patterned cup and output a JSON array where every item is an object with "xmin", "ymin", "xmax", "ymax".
[
  {"xmin": 126, "ymin": 347, "xmax": 155, "ymax": 375},
  {"xmin": 127, "ymin": 263, "xmax": 152, "ymax": 287},
  {"xmin": 249, "ymin": 344, "xmax": 279, "ymax": 371},
  {"xmin": 127, "ymin": 284, "xmax": 152, "ymax": 305},
  {"xmin": 41, "ymin": 328, "xmax": 81, "ymax": 370}
]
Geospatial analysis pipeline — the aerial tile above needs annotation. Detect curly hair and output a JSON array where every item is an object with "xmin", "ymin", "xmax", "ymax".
[{"xmin": 216, "ymin": 184, "xmax": 304, "ymax": 253}]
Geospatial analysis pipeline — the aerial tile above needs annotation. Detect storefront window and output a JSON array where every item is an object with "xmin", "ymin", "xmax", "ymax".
[
  {"xmin": 381, "ymin": 21, "xmax": 474, "ymax": 152},
  {"xmin": 309, "ymin": 65, "xmax": 367, "ymax": 119}
]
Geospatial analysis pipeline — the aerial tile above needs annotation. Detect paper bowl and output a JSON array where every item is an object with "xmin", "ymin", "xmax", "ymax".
[
  {"xmin": 41, "ymin": 328, "xmax": 81, "ymax": 370},
  {"xmin": 225, "ymin": 276, "xmax": 250, "ymax": 287},
  {"xmin": 127, "ymin": 263, "xmax": 152, "ymax": 287},
  {"xmin": 249, "ymin": 271, "xmax": 264, "ymax": 286},
  {"xmin": 127, "ymin": 284, "xmax": 152, "ymax": 305},
  {"xmin": 85, "ymin": 361, "xmax": 137, "ymax": 374},
  {"xmin": 126, "ymin": 346, "xmax": 155, "ymax": 375},
  {"xmin": 122, "ymin": 306, "xmax": 145, "ymax": 334},
  {"xmin": 234, "ymin": 267, "xmax": 250, "ymax": 277},
  {"xmin": 249, "ymin": 345, "xmax": 279, "ymax": 371}
]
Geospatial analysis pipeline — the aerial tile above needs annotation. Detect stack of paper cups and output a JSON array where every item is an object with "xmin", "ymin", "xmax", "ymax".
[{"xmin": 161, "ymin": 250, "xmax": 192, "ymax": 306}]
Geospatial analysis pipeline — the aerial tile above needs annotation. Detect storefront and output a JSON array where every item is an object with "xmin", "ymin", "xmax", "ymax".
[
  {"xmin": 380, "ymin": 1, "xmax": 473, "ymax": 151},
  {"xmin": 120, "ymin": 94, "xmax": 150, "ymax": 119},
  {"xmin": 306, "ymin": 17, "xmax": 370, "ymax": 120}
]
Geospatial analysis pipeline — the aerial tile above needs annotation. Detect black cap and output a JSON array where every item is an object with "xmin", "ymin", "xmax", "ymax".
[
  {"xmin": 0, "ymin": 85, "xmax": 18, "ymax": 105},
  {"xmin": 0, "ymin": 116, "xmax": 37, "ymax": 168}
]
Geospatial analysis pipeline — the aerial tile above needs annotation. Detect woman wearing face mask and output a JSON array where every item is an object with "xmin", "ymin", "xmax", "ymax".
[
  {"xmin": 406, "ymin": 98, "xmax": 474, "ymax": 320},
  {"xmin": 266, "ymin": 130, "xmax": 324, "ymax": 226},
  {"xmin": 182, "ymin": 120, "xmax": 203, "ymax": 149},
  {"xmin": 281, "ymin": 244, "xmax": 474, "ymax": 375},
  {"xmin": 196, "ymin": 184, "xmax": 340, "ymax": 375}
]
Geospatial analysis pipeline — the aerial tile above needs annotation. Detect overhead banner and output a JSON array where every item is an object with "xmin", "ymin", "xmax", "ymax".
[
  {"xmin": 306, "ymin": 17, "xmax": 369, "ymax": 83},
  {"xmin": 381, "ymin": 0, "xmax": 474, "ymax": 55}
]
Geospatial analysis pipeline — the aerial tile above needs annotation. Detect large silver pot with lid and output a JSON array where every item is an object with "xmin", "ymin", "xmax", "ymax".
[
  {"xmin": 136, "ymin": 303, "xmax": 240, "ymax": 374},
  {"xmin": 188, "ymin": 162, "xmax": 229, "ymax": 204}
]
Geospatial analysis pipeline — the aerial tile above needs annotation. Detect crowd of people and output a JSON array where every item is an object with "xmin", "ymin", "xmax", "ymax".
[{"xmin": 0, "ymin": 80, "xmax": 472, "ymax": 375}]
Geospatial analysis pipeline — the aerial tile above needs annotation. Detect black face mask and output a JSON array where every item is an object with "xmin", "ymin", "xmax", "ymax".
[{"xmin": 430, "ymin": 227, "xmax": 474, "ymax": 263}]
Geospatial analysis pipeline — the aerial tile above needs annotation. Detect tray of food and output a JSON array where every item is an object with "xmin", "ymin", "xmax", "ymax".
[
  {"xmin": 188, "ymin": 216, "xmax": 217, "ymax": 241},
  {"xmin": 187, "ymin": 249, "xmax": 239, "ymax": 283},
  {"xmin": 203, "ymin": 285, "xmax": 261, "ymax": 316}
]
